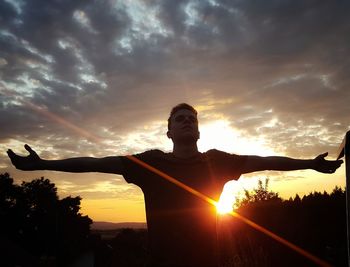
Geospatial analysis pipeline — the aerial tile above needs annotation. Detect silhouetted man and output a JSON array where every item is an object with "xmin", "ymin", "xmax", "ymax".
[{"xmin": 7, "ymin": 103, "xmax": 343, "ymax": 267}]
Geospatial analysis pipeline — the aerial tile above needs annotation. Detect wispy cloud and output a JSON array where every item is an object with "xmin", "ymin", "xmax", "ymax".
[{"xmin": 1, "ymin": 0, "xmax": 349, "ymax": 206}]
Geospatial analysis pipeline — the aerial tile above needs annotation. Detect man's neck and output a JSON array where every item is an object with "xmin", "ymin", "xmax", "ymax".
[{"xmin": 172, "ymin": 143, "xmax": 199, "ymax": 159}]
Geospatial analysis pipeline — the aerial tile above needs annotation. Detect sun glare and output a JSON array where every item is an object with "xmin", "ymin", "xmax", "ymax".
[
  {"xmin": 197, "ymin": 119, "xmax": 277, "ymax": 214},
  {"xmin": 198, "ymin": 119, "xmax": 276, "ymax": 156},
  {"xmin": 216, "ymin": 180, "xmax": 243, "ymax": 214},
  {"xmin": 216, "ymin": 193, "xmax": 235, "ymax": 214}
]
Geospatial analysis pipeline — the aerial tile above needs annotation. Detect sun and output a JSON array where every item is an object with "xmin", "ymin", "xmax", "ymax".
[
  {"xmin": 216, "ymin": 180, "xmax": 244, "ymax": 214},
  {"xmin": 216, "ymin": 192, "xmax": 235, "ymax": 214}
]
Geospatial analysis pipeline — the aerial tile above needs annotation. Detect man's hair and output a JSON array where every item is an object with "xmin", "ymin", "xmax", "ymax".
[{"xmin": 168, "ymin": 103, "xmax": 198, "ymax": 130}]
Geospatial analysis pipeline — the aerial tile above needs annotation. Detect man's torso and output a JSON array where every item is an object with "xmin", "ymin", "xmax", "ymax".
[{"xmin": 121, "ymin": 149, "xmax": 246, "ymax": 266}]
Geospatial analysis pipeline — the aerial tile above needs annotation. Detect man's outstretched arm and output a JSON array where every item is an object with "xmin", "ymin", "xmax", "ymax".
[
  {"xmin": 241, "ymin": 152, "xmax": 343, "ymax": 174},
  {"xmin": 7, "ymin": 144, "xmax": 123, "ymax": 174}
]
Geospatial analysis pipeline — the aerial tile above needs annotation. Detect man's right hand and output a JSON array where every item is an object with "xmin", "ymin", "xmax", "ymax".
[
  {"xmin": 7, "ymin": 144, "xmax": 124, "ymax": 174},
  {"xmin": 7, "ymin": 144, "xmax": 42, "ymax": 171}
]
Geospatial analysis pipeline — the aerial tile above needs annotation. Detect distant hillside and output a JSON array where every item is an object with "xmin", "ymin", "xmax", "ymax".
[{"xmin": 91, "ymin": 221, "xmax": 147, "ymax": 230}]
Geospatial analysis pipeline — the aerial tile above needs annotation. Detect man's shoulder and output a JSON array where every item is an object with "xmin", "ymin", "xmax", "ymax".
[
  {"xmin": 134, "ymin": 149, "xmax": 167, "ymax": 159},
  {"xmin": 205, "ymin": 149, "xmax": 245, "ymax": 161},
  {"xmin": 205, "ymin": 149, "xmax": 231, "ymax": 157}
]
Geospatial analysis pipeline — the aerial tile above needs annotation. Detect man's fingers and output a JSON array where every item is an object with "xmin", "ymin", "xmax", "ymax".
[
  {"xmin": 320, "ymin": 152, "xmax": 328, "ymax": 158},
  {"xmin": 7, "ymin": 149, "xmax": 15, "ymax": 158},
  {"xmin": 6, "ymin": 149, "xmax": 19, "ymax": 166},
  {"xmin": 24, "ymin": 144, "xmax": 31, "ymax": 152},
  {"xmin": 24, "ymin": 144, "xmax": 35, "ymax": 155},
  {"xmin": 327, "ymin": 160, "xmax": 343, "ymax": 173}
]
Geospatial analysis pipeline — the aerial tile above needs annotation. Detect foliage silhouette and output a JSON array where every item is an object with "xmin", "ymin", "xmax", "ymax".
[
  {"xmin": 2, "ymin": 173, "xmax": 346, "ymax": 266},
  {"xmin": 91, "ymin": 178, "xmax": 347, "ymax": 267},
  {"xmin": 0, "ymin": 172, "xmax": 92, "ymax": 267},
  {"xmin": 235, "ymin": 178, "xmax": 282, "ymax": 207},
  {"xmin": 218, "ymin": 178, "xmax": 347, "ymax": 266}
]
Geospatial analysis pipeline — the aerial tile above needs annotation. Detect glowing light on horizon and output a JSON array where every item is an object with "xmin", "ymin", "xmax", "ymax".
[
  {"xmin": 216, "ymin": 192, "xmax": 234, "ymax": 214},
  {"xmin": 216, "ymin": 180, "xmax": 241, "ymax": 214}
]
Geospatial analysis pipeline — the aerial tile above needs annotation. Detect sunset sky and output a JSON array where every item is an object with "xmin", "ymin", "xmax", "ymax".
[{"xmin": 1, "ymin": 0, "xmax": 349, "ymax": 223}]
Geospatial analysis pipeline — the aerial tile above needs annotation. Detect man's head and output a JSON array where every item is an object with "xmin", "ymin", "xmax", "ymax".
[{"xmin": 167, "ymin": 103, "xmax": 200, "ymax": 144}]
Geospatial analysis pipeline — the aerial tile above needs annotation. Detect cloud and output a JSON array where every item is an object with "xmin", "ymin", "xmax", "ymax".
[{"xmin": 1, "ymin": 0, "xmax": 349, "ymax": 202}]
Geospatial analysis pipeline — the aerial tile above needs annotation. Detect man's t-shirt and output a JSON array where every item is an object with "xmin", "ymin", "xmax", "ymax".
[{"xmin": 121, "ymin": 149, "xmax": 247, "ymax": 267}]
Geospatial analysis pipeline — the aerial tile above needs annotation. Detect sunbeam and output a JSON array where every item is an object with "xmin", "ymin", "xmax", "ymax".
[
  {"xmin": 0, "ymin": 86, "xmax": 102, "ymax": 143},
  {"xmin": 127, "ymin": 155, "xmax": 332, "ymax": 267}
]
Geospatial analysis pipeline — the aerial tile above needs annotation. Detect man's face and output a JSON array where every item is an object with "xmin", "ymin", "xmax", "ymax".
[{"xmin": 167, "ymin": 109, "xmax": 200, "ymax": 144}]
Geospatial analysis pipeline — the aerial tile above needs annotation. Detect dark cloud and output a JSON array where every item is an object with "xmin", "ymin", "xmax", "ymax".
[{"xmin": 1, "ymin": 0, "xmax": 349, "ymax": 202}]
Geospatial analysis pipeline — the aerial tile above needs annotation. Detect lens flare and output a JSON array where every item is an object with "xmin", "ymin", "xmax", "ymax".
[
  {"xmin": 0, "ymin": 86, "xmax": 102, "ymax": 143},
  {"xmin": 216, "ymin": 191, "xmax": 235, "ymax": 214},
  {"xmin": 127, "ymin": 155, "xmax": 332, "ymax": 267}
]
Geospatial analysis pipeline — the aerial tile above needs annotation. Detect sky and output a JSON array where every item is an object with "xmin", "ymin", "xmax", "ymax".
[{"xmin": 1, "ymin": 0, "xmax": 349, "ymax": 223}]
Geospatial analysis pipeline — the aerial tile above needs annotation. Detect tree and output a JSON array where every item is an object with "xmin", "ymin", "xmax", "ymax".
[
  {"xmin": 235, "ymin": 178, "xmax": 282, "ymax": 208},
  {"xmin": 228, "ymin": 179, "xmax": 347, "ymax": 267},
  {"xmin": 0, "ymin": 173, "xmax": 92, "ymax": 266}
]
